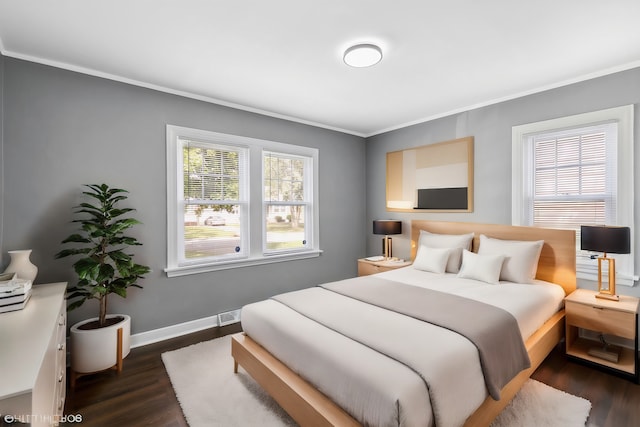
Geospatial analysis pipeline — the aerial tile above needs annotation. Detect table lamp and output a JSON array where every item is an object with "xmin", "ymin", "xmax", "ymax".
[
  {"xmin": 373, "ymin": 220, "xmax": 402, "ymax": 259},
  {"xmin": 580, "ymin": 225, "xmax": 630, "ymax": 301}
]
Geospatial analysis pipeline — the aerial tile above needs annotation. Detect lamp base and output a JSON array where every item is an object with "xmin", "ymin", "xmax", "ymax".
[
  {"xmin": 382, "ymin": 236, "xmax": 393, "ymax": 259},
  {"xmin": 587, "ymin": 345, "xmax": 620, "ymax": 363},
  {"xmin": 596, "ymin": 255, "xmax": 619, "ymax": 302},
  {"xmin": 595, "ymin": 292, "xmax": 619, "ymax": 301}
]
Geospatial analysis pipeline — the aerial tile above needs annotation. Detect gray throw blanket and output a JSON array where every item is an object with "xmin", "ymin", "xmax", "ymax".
[{"xmin": 320, "ymin": 277, "xmax": 531, "ymax": 400}]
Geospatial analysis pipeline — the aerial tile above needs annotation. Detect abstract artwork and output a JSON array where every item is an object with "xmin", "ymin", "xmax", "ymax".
[{"xmin": 386, "ymin": 136, "xmax": 474, "ymax": 212}]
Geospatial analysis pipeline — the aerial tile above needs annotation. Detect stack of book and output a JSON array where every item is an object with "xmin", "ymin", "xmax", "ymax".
[{"xmin": 0, "ymin": 273, "xmax": 33, "ymax": 313}]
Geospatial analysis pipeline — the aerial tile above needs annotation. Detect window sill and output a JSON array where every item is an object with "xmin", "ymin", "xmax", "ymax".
[
  {"xmin": 576, "ymin": 263, "xmax": 638, "ymax": 287},
  {"xmin": 164, "ymin": 249, "xmax": 323, "ymax": 277}
]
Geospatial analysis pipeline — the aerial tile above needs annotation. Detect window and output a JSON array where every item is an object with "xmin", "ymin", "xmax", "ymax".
[
  {"xmin": 166, "ymin": 125, "xmax": 320, "ymax": 277},
  {"xmin": 512, "ymin": 105, "xmax": 635, "ymax": 285},
  {"xmin": 182, "ymin": 141, "xmax": 248, "ymax": 262},
  {"xmin": 263, "ymin": 152, "xmax": 313, "ymax": 253}
]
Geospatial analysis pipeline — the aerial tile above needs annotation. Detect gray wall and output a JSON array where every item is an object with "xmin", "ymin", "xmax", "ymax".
[
  {"xmin": 3, "ymin": 54, "xmax": 639, "ymax": 337},
  {"xmin": 1, "ymin": 58, "xmax": 367, "ymax": 334},
  {"xmin": 366, "ymin": 67, "xmax": 640, "ymax": 297}
]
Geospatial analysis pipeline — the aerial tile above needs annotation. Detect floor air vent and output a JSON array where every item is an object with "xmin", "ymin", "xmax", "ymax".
[{"xmin": 217, "ymin": 309, "xmax": 241, "ymax": 326}]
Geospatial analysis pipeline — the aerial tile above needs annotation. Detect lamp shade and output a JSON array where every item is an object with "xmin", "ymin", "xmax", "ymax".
[
  {"xmin": 373, "ymin": 220, "xmax": 402, "ymax": 236},
  {"xmin": 580, "ymin": 225, "xmax": 630, "ymax": 254}
]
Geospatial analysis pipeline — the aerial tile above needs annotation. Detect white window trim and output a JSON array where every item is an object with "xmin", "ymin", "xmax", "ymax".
[
  {"xmin": 512, "ymin": 105, "xmax": 636, "ymax": 286},
  {"xmin": 165, "ymin": 125, "xmax": 321, "ymax": 277}
]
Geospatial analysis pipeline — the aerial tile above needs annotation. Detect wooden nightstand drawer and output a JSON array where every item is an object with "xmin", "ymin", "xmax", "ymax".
[
  {"xmin": 566, "ymin": 301, "xmax": 636, "ymax": 339},
  {"xmin": 357, "ymin": 259, "xmax": 411, "ymax": 276},
  {"xmin": 358, "ymin": 262, "xmax": 384, "ymax": 276}
]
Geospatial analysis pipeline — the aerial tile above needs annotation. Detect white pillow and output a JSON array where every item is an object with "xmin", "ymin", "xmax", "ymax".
[
  {"xmin": 477, "ymin": 235, "xmax": 544, "ymax": 283},
  {"xmin": 418, "ymin": 230, "xmax": 474, "ymax": 273},
  {"xmin": 457, "ymin": 249, "xmax": 505, "ymax": 284},
  {"xmin": 413, "ymin": 246, "xmax": 451, "ymax": 274}
]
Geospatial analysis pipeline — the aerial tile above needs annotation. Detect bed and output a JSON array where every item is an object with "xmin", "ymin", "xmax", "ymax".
[{"xmin": 231, "ymin": 220, "xmax": 576, "ymax": 426}]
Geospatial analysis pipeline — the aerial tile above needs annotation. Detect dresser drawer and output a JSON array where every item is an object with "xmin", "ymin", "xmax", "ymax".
[
  {"xmin": 566, "ymin": 301, "xmax": 636, "ymax": 339},
  {"xmin": 54, "ymin": 365, "xmax": 66, "ymax": 416},
  {"xmin": 0, "ymin": 283, "xmax": 68, "ymax": 425},
  {"xmin": 55, "ymin": 303, "xmax": 66, "ymax": 422},
  {"xmin": 56, "ymin": 313, "xmax": 66, "ymax": 348}
]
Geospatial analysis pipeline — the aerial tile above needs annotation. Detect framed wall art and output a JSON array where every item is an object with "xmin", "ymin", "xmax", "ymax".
[{"xmin": 386, "ymin": 136, "xmax": 474, "ymax": 212}]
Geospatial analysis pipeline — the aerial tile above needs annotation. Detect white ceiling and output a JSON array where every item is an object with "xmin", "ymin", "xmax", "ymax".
[{"xmin": 0, "ymin": 0, "xmax": 639, "ymax": 137}]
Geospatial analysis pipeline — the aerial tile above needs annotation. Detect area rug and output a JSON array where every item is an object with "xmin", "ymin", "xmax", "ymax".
[{"xmin": 162, "ymin": 335, "xmax": 591, "ymax": 427}]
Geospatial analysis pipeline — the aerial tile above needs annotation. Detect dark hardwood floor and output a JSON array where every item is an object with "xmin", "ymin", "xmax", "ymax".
[
  {"xmin": 62, "ymin": 325, "xmax": 640, "ymax": 427},
  {"xmin": 531, "ymin": 346, "xmax": 640, "ymax": 427},
  {"xmin": 62, "ymin": 323, "xmax": 242, "ymax": 427}
]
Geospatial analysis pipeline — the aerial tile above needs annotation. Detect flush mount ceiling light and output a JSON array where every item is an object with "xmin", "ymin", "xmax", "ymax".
[{"xmin": 343, "ymin": 43, "xmax": 383, "ymax": 68}]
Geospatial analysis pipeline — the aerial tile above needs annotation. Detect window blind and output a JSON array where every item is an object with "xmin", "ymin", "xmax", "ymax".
[
  {"xmin": 526, "ymin": 123, "xmax": 617, "ymax": 248},
  {"xmin": 182, "ymin": 141, "xmax": 243, "ymax": 204}
]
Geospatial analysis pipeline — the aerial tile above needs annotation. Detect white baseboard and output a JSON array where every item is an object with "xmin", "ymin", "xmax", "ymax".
[{"xmin": 130, "ymin": 314, "xmax": 221, "ymax": 348}]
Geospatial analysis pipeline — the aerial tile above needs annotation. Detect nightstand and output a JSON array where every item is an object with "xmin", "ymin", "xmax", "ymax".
[
  {"xmin": 357, "ymin": 258, "xmax": 412, "ymax": 276},
  {"xmin": 565, "ymin": 288, "xmax": 639, "ymax": 382}
]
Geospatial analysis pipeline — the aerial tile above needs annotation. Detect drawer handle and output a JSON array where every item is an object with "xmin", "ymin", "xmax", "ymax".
[{"xmin": 592, "ymin": 306, "xmax": 604, "ymax": 310}]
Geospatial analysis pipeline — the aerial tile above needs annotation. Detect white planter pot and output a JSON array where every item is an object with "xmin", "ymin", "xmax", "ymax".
[{"xmin": 70, "ymin": 314, "xmax": 131, "ymax": 374}]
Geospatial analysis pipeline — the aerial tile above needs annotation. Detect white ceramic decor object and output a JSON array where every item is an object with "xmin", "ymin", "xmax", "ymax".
[{"xmin": 4, "ymin": 249, "xmax": 38, "ymax": 282}]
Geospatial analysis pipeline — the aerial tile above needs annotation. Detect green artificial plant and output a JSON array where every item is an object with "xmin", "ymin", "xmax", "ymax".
[{"xmin": 56, "ymin": 184, "xmax": 151, "ymax": 327}]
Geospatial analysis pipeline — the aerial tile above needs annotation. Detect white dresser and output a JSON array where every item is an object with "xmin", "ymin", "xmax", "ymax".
[{"xmin": 0, "ymin": 282, "xmax": 67, "ymax": 426}]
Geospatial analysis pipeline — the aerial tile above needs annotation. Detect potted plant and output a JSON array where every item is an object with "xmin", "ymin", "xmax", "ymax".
[{"xmin": 56, "ymin": 184, "xmax": 150, "ymax": 382}]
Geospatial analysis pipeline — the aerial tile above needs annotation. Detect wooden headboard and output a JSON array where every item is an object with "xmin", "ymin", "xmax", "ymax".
[{"xmin": 411, "ymin": 220, "xmax": 577, "ymax": 295}]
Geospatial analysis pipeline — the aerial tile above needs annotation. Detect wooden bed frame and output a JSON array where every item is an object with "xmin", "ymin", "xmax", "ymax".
[{"xmin": 232, "ymin": 220, "xmax": 576, "ymax": 427}]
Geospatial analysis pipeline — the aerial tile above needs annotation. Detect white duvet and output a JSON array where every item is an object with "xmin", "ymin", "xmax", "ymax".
[{"xmin": 241, "ymin": 266, "xmax": 565, "ymax": 427}]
